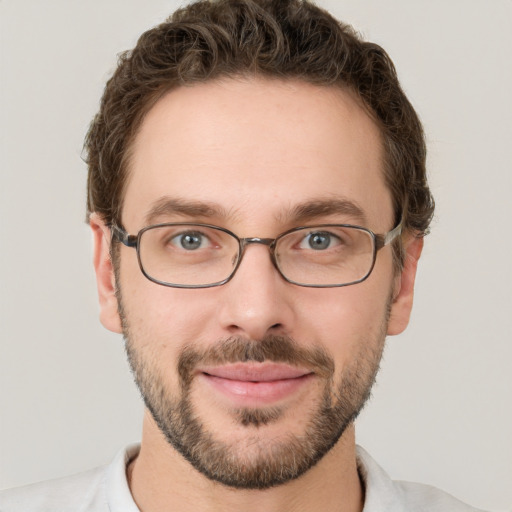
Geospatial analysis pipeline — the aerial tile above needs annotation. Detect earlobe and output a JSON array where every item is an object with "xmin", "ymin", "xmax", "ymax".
[
  {"xmin": 90, "ymin": 213, "xmax": 123, "ymax": 334},
  {"xmin": 387, "ymin": 236, "xmax": 424, "ymax": 336}
]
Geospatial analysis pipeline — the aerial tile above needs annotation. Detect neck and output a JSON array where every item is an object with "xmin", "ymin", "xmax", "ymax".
[{"xmin": 127, "ymin": 411, "xmax": 364, "ymax": 512}]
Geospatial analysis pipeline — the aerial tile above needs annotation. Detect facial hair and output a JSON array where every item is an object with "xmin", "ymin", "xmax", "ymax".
[{"xmin": 120, "ymin": 303, "xmax": 388, "ymax": 489}]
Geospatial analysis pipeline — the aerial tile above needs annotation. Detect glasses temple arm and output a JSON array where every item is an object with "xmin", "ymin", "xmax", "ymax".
[
  {"xmin": 375, "ymin": 217, "xmax": 403, "ymax": 251},
  {"xmin": 109, "ymin": 224, "xmax": 138, "ymax": 248}
]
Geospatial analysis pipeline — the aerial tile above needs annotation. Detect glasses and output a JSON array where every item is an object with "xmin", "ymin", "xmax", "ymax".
[{"xmin": 110, "ymin": 220, "xmax": 402, "ymax": 288}]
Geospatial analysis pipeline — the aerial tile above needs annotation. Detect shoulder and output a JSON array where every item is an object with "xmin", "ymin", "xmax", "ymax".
[
  {"xmin": 0, "ymin": 444, "xmax": 140, "ymax": 512},
  {"xmin": 0, "ymin": 466, "xmax": 108, "ymax": 512},
  {"xmin": 356, "ymin": 446, "xmax": 488, "ymax": 512},
  {"xmin": 394, "ymin": 480, "xmax": 487, "ymax": 512}
]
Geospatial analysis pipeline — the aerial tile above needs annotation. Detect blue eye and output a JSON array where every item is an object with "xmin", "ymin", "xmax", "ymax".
[
  {"xmin": 171, "ymin": 231, "xmax": 209, "ymax": 250},
  {"xmin": 300, "ymin": 231, "xmax": 341, "ymax": 250}
]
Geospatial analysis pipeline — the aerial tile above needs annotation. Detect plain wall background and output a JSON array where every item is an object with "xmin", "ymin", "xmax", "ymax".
[{"xmin": 1, "ymin": 1, "xmax": 511, "ymax": 510}]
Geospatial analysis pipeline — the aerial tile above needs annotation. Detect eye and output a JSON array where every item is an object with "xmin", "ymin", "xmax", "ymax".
[
  {"xmin": 170, "ymin": 231, "xmax": 211, "ymax": 250},
  {"xmin": 300, "ymin": 231, "xmax": 341, "ymax": 251}
]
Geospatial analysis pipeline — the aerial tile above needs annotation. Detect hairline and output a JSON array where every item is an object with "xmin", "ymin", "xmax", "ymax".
[{"xmin": 112, "ymin": 74, "xmax": 395, "ymax": 225}]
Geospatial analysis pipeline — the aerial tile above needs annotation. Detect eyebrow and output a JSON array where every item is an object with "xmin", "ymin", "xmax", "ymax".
[
  {"xmin": 287, "ymin": 198, "xmax": 367, "ymax": 225},
  {"xmin": 144, "ymin": 197, "xmax": 233, "ymax": 225},
  {"xmin": 143, "ymin": 196, "xmax": 367, "ymax": 227}
]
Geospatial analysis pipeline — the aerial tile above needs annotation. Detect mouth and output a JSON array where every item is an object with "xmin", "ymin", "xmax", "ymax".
[{"xmin": 197, "ymin": 362, "xmax": 315, "ymax": 405}]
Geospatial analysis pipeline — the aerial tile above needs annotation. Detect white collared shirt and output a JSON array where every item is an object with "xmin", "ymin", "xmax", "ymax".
[{"xmin": 0, "ymin": 444, "xmax": 486, "ymax": 511}]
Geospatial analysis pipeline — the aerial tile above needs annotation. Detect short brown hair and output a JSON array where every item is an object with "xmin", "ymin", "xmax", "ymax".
[{"xmin": 85, "ymin": 0, "xmax": 434, "ymax": 265}]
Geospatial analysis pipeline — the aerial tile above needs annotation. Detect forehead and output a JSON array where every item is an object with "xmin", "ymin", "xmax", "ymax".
[{"xmin": 123, "ymin": 78, "xmax": 392, "ymax": 231}]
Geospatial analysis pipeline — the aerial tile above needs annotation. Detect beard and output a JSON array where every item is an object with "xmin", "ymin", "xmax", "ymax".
[{"xmin": 120, "ymin": 298, "xmax": 388, "ymax": 490}]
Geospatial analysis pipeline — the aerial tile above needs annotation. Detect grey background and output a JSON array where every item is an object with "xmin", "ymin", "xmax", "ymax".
[{"xmin": 1, "ymin": 1, "xmax": 511, "ymax": 510}]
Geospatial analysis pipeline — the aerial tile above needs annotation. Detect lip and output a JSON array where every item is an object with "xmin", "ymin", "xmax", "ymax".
[{"xmin": 197, "ymin": 363, "xmax": 314, "ymax": 405}]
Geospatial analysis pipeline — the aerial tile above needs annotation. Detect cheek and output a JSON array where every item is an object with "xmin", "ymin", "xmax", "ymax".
[
  {"xmin": 298, "ymin": 279, "xmax": 392, "ymax": 364},
  {"xmin": 118, "ymin": 253, "xmax": 222, "ymax": 353}
]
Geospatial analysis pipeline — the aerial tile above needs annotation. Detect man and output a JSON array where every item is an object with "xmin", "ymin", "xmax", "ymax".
[{"xmin": 0, "ymin": 0, "xmax": 487, "ymax": 510}]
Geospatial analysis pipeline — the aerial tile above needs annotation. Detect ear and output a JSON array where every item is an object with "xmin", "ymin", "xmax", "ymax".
[
  {"xmin": 90, "ymin": 213, "xmax": 123, "ymax": 334},
  {"xmin": 387, "ymin": 235, "xmax": 424, "ymax": 336}
]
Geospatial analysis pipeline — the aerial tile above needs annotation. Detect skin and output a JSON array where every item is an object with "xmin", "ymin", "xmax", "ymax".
[{"xmin": 91, "ymin": 78, "xmax": 423, "ymax": 512}]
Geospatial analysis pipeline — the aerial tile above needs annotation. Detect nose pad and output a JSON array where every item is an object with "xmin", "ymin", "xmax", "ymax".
[{"xmin": 234, "ymin": 237, "xmax": 280, "ymax": 278}]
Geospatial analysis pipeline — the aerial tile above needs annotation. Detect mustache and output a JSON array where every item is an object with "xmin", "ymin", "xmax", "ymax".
[{"xmin": 178, "ymin": 335, "xmax": 335, "ymax": 386}]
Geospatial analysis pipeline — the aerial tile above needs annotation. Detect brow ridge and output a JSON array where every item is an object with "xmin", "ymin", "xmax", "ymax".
[
  {"xmin": 143, "ymin": 196, "xmax": 367, "ymax": 228},
  {"xmin": 287, "ymin": 198, "xmax": 367, "ymax": 225},
  {"xmin": 144, "ymin": 197, "xmax": 231, "ymax": 225}
]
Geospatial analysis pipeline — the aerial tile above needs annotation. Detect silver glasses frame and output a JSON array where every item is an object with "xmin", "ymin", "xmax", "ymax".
[{"xmin": 110, "ymin": 219, "xmax": 403, "ymax": 289}]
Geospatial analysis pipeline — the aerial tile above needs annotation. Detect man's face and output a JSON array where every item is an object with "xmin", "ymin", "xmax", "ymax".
[{"xmin": 93, "ymin": 78, "xmax": 418, "ymax": 489}]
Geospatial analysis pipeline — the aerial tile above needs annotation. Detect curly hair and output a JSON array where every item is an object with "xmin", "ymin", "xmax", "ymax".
[{"xmin": 84, "ymin": 0, "xmax": 434, "ymax": 266}]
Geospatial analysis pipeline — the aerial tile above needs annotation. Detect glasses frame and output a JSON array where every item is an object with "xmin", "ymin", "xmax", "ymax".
[{"xmin": 110, "ymin": 219, "xmax": 402, "ymax": 289}]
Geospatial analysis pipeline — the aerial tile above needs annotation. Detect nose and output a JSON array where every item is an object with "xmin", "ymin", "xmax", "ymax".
[{"xmin": 217, "ymin": 242, "xmax": 295, "ymax": 340}]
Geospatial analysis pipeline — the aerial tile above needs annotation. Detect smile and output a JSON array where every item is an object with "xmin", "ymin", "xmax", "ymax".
[{"xmin": 197, "ymin": 363, "xmax": 315, "ymax": 405}]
